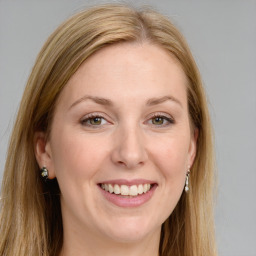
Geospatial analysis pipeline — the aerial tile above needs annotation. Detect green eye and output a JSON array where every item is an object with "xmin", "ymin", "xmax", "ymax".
[
  {"xmin": 89, "ymin": 117, "xmax": 102, "ymax": 125},
  {"xmin": 152, "ymin": 117, "xmax": 164, "ymax": 125},
  {"xmin": 81, "ymin": 115, "xmax": 107, "ymax": 127},
  {"xmin": 148, "ymin": 114, "xmax": 174, "ymax": 127}
]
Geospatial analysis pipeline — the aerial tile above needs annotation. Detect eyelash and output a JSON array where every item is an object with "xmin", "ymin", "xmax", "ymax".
[
  {"xmin": 80, "ymin": 113, "xmax": 108, "ymax": 128},
  {"xmin": 145, "ymin": 113, "xmax": 175, "ymax": 127},
  {"xmin": 80, "ymin": 113, "xmax": 175, "ymax": 128}
]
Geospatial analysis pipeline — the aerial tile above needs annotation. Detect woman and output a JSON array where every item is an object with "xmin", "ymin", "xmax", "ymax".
[{"xmin": 0, "ymin": 4, "xmax": 217, "ymax": 256}]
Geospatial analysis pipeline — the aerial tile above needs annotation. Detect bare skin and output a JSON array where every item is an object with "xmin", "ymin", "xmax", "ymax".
[{"xmin": 35, "ymin": 42, "xmax": 197, "ymax": 256}]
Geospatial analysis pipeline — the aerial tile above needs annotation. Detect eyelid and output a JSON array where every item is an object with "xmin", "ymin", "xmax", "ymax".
[
  {"xmin": 79, "ymin": 111, "xmax": 175, "ymax": 129},
  {"xmin": 145, "ymin": 112, "xmax": 175, "ymax": 126},
  {"xmin": 80, "ymin": 112, "xmax": 112, "ymax": 127}
]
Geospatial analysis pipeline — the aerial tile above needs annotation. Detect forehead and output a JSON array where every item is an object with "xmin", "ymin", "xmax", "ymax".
[{"xmin": 59, "ymin": 42, "xmax": 188, "ymax": 108}]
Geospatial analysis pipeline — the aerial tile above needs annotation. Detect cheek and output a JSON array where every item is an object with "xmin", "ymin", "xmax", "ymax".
[
  {"xmin": 149, "ymin": 133, "xmax": 190, "ymax": 196},
  {"xmin": 50, "ymin": 129, "xmax": 109, "ymax": 181},
  {"xmin": 152, "ymin": 137, "xmax": 189, "ymax": 175},
  {"xmin": 151, "ymin": 137, "xmax": 189, "ymax": 215}
]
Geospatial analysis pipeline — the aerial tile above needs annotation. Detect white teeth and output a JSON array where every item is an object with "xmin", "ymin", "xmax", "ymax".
[
  {"xmin": 101, "ymin": 183, "xmax": 152, "ymax": 196},
  {"xmin": 114, "ymin": 184, "xmax": 120, "ymax": 195},
  {"xmin": 120, "ymin": 185, "xmax": 129, "ymax": 195},
  {"xmin": 138, "ymin": 184, "xmax": 143, "ymax": 194},
  {"xmin": 129, "ymin": 185, "xmax": 138, "ymax": 196},
  {"xmin": 108, "ymin": 184, "xmax": 114, "ymax": 193}
]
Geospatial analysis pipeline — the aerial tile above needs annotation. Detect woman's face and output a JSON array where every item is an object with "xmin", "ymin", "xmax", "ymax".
[{"xmin": 37, "ymin": 43, "xmax": 197, "ymax": 244}]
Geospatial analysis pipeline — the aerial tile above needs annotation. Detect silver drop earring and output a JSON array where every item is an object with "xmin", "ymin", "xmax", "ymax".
[
  {"xmin": 41, "ymin": 167, "xmax": 49, "ymax": 179},
  {"xmin": 185, "ymin": 169, "xmax": 190, "ymax": 192}
]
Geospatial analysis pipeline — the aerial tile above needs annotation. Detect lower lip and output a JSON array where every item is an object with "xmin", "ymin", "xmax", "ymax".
[{"xmin": 99, "ymin": 184, "xmax": 157, "ymax": 208}]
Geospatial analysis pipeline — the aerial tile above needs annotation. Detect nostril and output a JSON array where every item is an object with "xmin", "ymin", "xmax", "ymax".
[{"xmin": 116, "ymin": 159, "xmax": 145, "ymax": 169}]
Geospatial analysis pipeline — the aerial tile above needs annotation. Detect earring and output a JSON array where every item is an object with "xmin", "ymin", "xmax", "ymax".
[
  {"xmin": 185, "ymin": 169, "xmax": 190, "ymax": 192},
  {"xmin": 41, "ymin": 167, "xmax": 49, "ymax": 179}
]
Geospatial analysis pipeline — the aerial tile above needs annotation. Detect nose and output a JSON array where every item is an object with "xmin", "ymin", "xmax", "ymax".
[{"xmin": 111, "ymin": 126, "xmax": 148, "ymax": 169}]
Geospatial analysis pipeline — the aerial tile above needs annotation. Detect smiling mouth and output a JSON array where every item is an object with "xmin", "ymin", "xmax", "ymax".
[{"xmin": 99, "ymin": 183, "xmax": 155, "ymax": 197}]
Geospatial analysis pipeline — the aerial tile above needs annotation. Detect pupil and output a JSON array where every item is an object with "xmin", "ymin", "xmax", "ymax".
[
  {"xmin": 91, "ymin": 117, "xmax": 101, "ymax": 125},
  {"xmin": 153, "ymin": 117, "xmax": 163, "ymax": 125}
]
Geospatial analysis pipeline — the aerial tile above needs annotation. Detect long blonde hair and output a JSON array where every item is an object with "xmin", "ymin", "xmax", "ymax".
[{"xmin": 0, "ymin": 4, "xmax": 217, "ymax": 256}]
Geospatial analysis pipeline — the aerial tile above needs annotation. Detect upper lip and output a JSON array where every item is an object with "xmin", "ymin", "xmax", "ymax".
[{"xmin": 98, "ymin": 179, "xmax": 157, "ymax": 186}]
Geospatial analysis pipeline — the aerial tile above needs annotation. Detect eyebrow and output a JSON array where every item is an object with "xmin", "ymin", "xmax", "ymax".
[
  {"xmin": 69, "ymin": 95, "xmax": 182, "ymax": 110},
  {"xmin": 146, "ymin": 96, "xmax": 182, "ymax": 108},
  {"xmin": 69, "ymin": 96, "xmax": 113, "ymax": 109}
]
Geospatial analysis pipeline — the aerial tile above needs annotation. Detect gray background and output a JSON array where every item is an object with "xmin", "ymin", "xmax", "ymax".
[{"xmin": 0, "ymin": 0, "xmax": 255, "ymax": 255}]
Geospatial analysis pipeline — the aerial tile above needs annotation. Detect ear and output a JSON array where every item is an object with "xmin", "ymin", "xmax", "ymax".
[
  {"xmin": 188, "ymin": 128, "xmax": 199, "ymax": 168},
  {"xmin": 34, "ymin": 131, "xmax": 56, "ymax": 179}
]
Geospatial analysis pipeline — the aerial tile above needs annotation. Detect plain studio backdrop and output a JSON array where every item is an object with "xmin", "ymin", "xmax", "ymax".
[{"xmin": 0, "ymin": 0, "xmax": 255, "ymax": 255}]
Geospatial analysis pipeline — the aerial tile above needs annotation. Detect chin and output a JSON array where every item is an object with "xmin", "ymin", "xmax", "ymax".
[{"xmin": 100, "ymin": 215, "xmax": 161, "ymax": 243}]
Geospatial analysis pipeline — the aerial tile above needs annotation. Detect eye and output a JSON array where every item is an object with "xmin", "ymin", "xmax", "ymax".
[
  {"xmin": 146, "ymin": 113, "xmax": 174, "ymax": 127},
  {"xmin": 81, "ymin": 114, "xmax": 108, "ymax": 127},
  {"xmin": 151, "ymin": 116, "xmax": 166, "ymax": 125}
]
